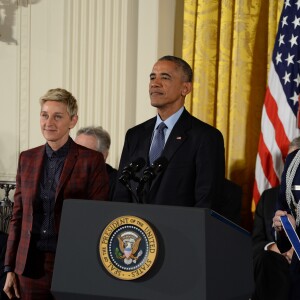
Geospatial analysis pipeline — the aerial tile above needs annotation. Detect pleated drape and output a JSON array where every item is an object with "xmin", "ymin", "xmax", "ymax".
[{"xmin": 182, "ymin": 0, "xmax": 283, "ymax": 230}]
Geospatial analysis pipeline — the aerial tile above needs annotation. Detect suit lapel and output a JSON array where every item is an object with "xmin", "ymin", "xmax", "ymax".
[
  {"xmin": 139, "ymin": 118, "xmax": 156, "ymax": 165},
  {"xmin": 29, "ymin": 146, "xmax": 46, "ymax": 200},
  {"xmin": 149, "ymin": 109, "xmax": 191, "ymax": 190}
]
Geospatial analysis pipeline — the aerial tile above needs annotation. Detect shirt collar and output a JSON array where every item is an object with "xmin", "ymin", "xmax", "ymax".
[
  {"xmin": 45, "ymin": 137, "xmax": 70, "ymax": 158},
  {"xmin": 155, "ymin": 106, "xmax": 184, "ymax": 131}
]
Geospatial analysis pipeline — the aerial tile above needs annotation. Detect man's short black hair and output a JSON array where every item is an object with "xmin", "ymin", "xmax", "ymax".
[{"xmin": 158, "ymin": 55, "xmax": 193, "ymax": 82}]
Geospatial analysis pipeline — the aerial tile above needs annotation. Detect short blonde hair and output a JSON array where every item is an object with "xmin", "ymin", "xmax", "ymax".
[{"xmin": 39, "ymin": 88, "xmax": 78, "ymax": 118}]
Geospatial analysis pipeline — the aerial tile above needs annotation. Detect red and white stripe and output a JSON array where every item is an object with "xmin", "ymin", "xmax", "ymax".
[{"xmin": 253, "ymin": 62, "xmax": 300, "ymax": 205}]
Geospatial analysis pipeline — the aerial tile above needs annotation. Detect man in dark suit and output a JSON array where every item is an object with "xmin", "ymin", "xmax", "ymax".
[
  {"xmin": 3, "ymin": 88, "xmax": 109, "ymax": 300},
  {"xmin": 113, "ymin": 55, "xmax": 225, "ymax": 212},
  {"xmin": 252, "ymin": 137, "xmax": 300, "ymax": 300},
  {"xmin": 273, "ymin": 145, "xmax": 300, "ymax": 300},
  {"xmin": 252, "ymin": 186, "xmax": 291, "ymax": 300},
  {"xmin": 75, "ymin": 126, "xmax": 118, "ymax": 200}
]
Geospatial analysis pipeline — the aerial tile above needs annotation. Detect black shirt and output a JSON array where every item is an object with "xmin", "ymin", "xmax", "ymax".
[{"xmin": 33, "ymin": 140, "xmax": 70, "ymax": 252}]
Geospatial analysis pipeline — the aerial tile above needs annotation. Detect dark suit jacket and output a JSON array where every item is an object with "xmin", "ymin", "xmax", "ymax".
[
  {"xmin": 252, "ymin": 186, "xmax": 279, "ymax": 260},
  {"xmin": 4, "ymin": 138, "xmax": 109, "ymax": 275},
  {"xmin": 113, "ymin": 108, "xmax": 225, "ymax": 212},
  {"xmin": 106, "ymin": 163, "xmax": 118, "ymax": 200},
  {"xmin": 252, "ymin": 186, "xmax": 300, "ymax": 299},
  {"xmin": 222, "ymin": 178, "xmax": 242, "ymax": 224}
]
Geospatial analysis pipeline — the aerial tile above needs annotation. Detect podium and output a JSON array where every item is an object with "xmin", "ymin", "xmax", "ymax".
[{"xmin": 51, "ymin": 200, "xmax": 254, "ymax": 300}]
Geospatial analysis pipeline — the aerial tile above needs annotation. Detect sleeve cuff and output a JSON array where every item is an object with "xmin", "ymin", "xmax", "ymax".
[
  {"xmin": 264, "ymin": 242, "xmax": 276, "ymax": 251},
  {"xmin": 4, "ymin": 265, "xmax": 12, "ymax": 273}
]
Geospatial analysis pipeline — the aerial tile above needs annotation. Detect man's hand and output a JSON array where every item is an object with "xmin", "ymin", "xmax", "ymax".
[
  {"xmin": 273, "ymin": 210, "xmax": 291, "ymax": 231},
  {"xmin": 267, "ymin": 243, "xmax": 281, "ymax": 253},
  {"xmin": 283, "ymin": 248, "xmax": 294, "ymax": 264},
  {"xmin": 3, "ymin": 272, "xmax": 20, "ymax": 299}
]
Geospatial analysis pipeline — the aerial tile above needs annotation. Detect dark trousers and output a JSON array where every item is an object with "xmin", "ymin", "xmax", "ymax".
[{"xmin": 252, "ymin": 251, "xmax": 290, "ymax": 300}]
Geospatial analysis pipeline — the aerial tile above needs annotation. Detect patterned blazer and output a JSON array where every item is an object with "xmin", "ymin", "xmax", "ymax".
[{"xmin": 5, "ymin": 138, "xmax": 109, "ymax": 274}]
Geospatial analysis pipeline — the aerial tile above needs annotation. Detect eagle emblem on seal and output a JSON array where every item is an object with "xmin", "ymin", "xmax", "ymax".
[{"xmin": 115, "ymin": 231, "xmax": 143, "ymax": 265}]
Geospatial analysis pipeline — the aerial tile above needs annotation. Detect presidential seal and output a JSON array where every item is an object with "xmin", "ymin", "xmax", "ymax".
[{"xmin": 99, "ymin": 215, "xmax": 158, "ymax": 280}]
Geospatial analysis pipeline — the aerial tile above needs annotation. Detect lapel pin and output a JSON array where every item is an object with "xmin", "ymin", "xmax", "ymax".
[{"xmin": 176, "ymin": 136, "xmax": 182, "ymax": 140}]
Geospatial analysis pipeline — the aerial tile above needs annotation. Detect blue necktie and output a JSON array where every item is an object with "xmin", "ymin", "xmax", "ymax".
[{"xmin": 149, "ymin": 122, "xmax": 167, "ymax": 164}]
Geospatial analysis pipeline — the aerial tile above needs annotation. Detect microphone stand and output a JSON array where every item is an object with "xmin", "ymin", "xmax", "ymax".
[
  {"xmin": 119, "ymin": 175, "xmax": 141, "ymax": 203},
  {"xmin": 118, "ymin": 158, "xmax": 146, "ymax": 204},
  {"xmin": 136, "ymin": 156, "xmax": 168, "ymax": 204},
  {"xmin": 136, "ymin": 179, "xmax": 147, "ymax": 204}
]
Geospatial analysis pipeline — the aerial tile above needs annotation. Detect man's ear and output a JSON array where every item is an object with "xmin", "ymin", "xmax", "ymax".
[
  {"xmin": 102, "ymin": 150, "xmax": 109, "ymax": 161},
  {"xmin": 182, "ymin": 82, "xmax": 192, "ymax": 96}
]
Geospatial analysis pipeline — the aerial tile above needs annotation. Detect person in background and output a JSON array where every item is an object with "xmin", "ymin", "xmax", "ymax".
[
  {"xmin": 3, "ymin": 88, "xmax": 109, "ymax": 300},
  {"xmin": 113, "ymin": 55, "xmax": 225, "ymax": 213},
  {"xmin": 252, "ymin": 186, "xmax": 290, "ymax": 300},
  {"xmin": 255, "ymin": 137, "xmax": 300, "ymax": 300},
  {"xmin": 75, "ymin": 126, "xmax": 118, "ymax": 199}
]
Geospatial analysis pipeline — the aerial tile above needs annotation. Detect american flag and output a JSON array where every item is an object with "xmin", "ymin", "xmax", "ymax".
[{"xmin": 253, "ymin": 0, "xmax": 300, "ymax": 205}]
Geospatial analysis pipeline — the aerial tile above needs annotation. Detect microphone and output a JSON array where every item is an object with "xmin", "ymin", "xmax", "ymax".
[
  {"xmin": 136, "ymin": 156, "xmax": 168, "ymax": 201},
  {"xmin": 119, "ymin": 157, "xmax": 146, "ymax": 190}
]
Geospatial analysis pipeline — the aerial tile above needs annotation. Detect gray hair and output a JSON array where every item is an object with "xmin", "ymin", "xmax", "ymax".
[
  {"xmin": 289, "ymin": 136, "xmax": 300, "ymax": 152},
  {"xmin": 76, "ymin": 126, "xmax": 111, "ymax": 153}
]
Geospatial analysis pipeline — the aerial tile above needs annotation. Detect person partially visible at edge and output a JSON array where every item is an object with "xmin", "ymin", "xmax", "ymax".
[
  {"xmin": 113, "ymin": 55, "xmax": 225, "ymax": 213},
  {"xmin": 252, "ymin": 137, "xmax": 300, "ymax": 300},
  {"xmin": 3, "ymin": 88, "xmax": 109, "ymax": 300},
  {"xmin": 75, "ymin": 126, "xmax": 118, "ymax": 200},
  {"xmin": 273, "ymin": 137, "xmax": 300, "ymax": 300}
]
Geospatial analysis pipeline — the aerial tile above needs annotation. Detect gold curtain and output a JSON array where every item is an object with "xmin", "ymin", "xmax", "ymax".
[{"xmin": 182, "ymin": 0, "xmax": 283, "ymax": 230}]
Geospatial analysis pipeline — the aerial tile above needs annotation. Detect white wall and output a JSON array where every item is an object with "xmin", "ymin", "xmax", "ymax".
[{"xmin": 0, "ymin": 0, "xmax": 177, "ymax": 183}]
